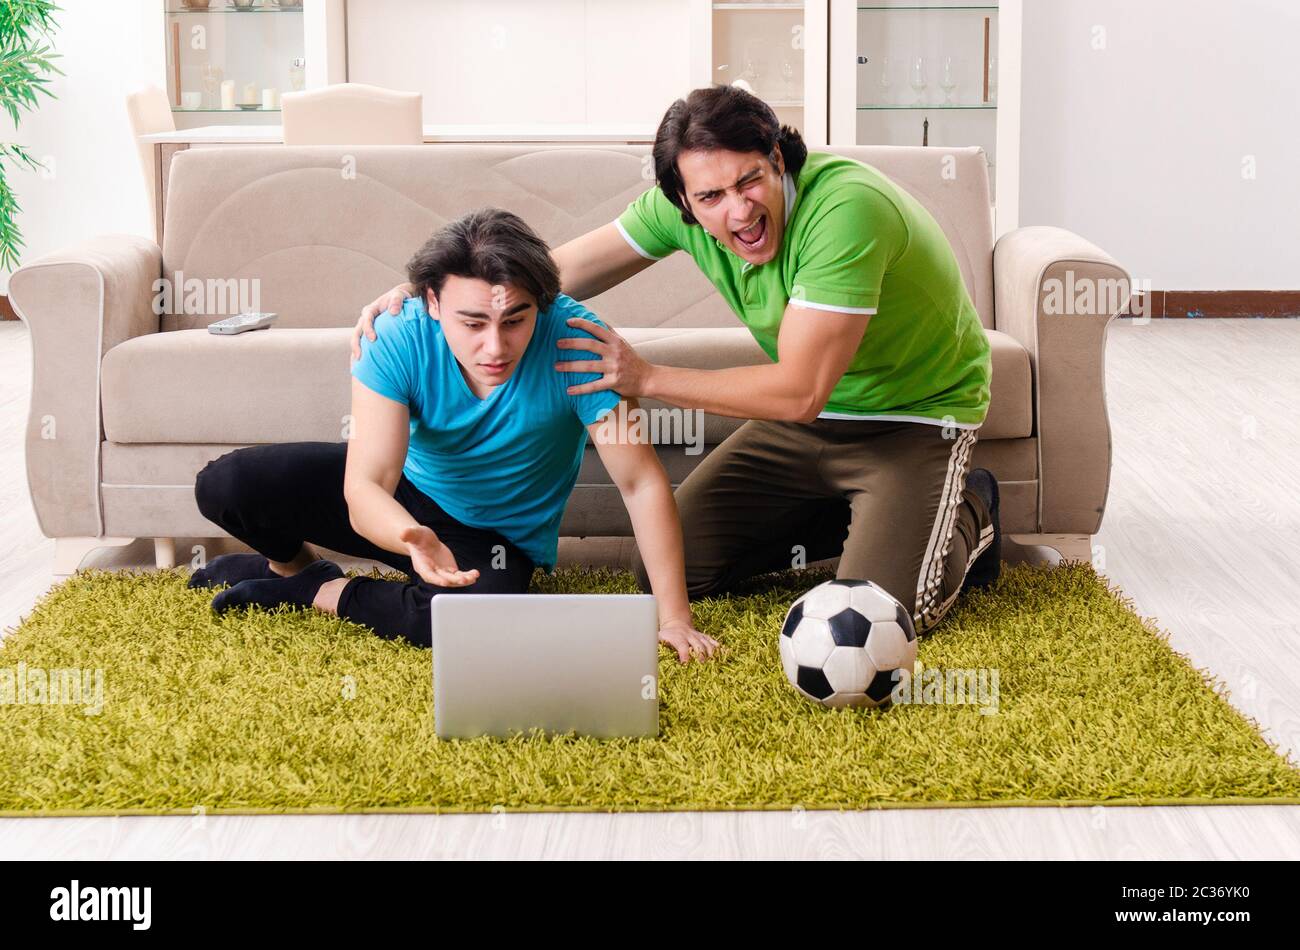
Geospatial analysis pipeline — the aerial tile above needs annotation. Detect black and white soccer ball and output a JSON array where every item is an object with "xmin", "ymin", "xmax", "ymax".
[{"xmin": 778, "ymin": 579, "xmax": 918, "ymax": 709}]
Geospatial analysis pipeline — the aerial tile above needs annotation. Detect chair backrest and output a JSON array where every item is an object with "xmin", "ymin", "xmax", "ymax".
[
  {"xmin": 162, "ymin": 144, "xmax": 995, "ymax": 332},
  {"xmin": 281, "ymin": 82, "xmax": 423, "ymax": 146},
  {"xmin": 125, "ymin": 84, "xmax": 175, "ymax": 240}
]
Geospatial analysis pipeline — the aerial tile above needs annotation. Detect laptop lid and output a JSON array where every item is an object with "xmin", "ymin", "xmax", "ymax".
[{"xmin": 431, "ymin": 593, "xmax": 659, "ymax": 739}]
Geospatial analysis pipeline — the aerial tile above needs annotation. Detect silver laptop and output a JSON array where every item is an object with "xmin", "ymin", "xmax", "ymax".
[{"xmin": 431, "ymin": 594, "xmax": 659, "ymax": 739}]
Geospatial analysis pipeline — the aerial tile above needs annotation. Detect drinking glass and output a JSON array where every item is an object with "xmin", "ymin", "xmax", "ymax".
[
  {"xmin": 878, "ymin": 56, "xmax": 893, "ymax": 105},
  {"xmin": 910, "ymin": 56, "xmax": 927, "ymax": 106},
  {"xmin": 940, "ymin": 56, "xmax": 958, "ymax": 104},
  {"xmin": 200, "ymin": 63, "xmax": 223, "ymax": 109}
]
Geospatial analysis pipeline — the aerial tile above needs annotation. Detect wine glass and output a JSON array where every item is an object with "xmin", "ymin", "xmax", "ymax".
[
  {"xmin": 940, "ymin": 56, "xmax": 958, "ymax": 105},
  {"xmin": 739, "ymin": 46, "xmax": 761, "ymax": 96},
  {"xmin": 878, "ymin": 56, "xmax": 893, "ymax": 105},
  {"xmin": 779, "ymin": 49, "xmax": 796, "ymax": 101},
  {"xmin": 200, "ymin": 63, "xmax": 223, "ymax": 109},
  {"xmin": 910, "ymin": 56, "xmax": 928, "ymax": 106}
]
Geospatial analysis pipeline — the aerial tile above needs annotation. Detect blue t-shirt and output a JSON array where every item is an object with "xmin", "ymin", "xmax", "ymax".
[{"xmin": 349, "ymin": 293, "xmax": 621, "ymax": 570}]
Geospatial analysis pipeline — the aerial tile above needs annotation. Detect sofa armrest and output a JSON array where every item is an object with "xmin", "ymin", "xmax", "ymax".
[
  {"xmin": 994, "ymin": 226, "xmax": 1131, "ymax": 536},
  {"xmin": 8, "ymin": 235, "xmax": 162, "ymax": 538}
]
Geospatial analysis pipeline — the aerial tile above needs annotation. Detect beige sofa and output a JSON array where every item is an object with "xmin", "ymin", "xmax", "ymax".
[{"xmin": 10, "ymin": 144, "xmax": 1130, "ymax": 575}]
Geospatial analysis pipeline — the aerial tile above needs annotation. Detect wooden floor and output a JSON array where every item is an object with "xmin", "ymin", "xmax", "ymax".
[{"xmin": 2, "ymin": 317, "xmax": 1298, "ymax": 859}]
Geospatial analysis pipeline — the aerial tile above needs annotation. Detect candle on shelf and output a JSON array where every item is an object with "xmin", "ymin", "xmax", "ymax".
[
  {"xmin": 243, "ymin": 82, "xmax": 258, "ymax": 106},
  {"xmin": 220, "ymin": 80, "xmax": 236, "ymax": 111},
  {"xmin": 261, "ymin": 87, "xmax": 279, "ymax": 110}
]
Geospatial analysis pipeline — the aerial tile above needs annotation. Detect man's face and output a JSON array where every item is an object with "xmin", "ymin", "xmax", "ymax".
[
  {"xmin": 676, "ymin": 147, "xmax": 786, "ymax": 266},
  {"xmin": 427, "ymin": 276, "xmax": 537, "ymax": 397}
]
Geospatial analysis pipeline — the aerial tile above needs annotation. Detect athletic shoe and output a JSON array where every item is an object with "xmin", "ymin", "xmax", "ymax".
[{"xmin": 962, "ymin": 467, "xmax": 1001, "ymax": 590}]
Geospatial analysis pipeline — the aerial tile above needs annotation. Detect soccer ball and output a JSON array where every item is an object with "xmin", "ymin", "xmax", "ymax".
[{"xmin": 778, "ymin": 579, "xmax": 918, "ymax": 709}]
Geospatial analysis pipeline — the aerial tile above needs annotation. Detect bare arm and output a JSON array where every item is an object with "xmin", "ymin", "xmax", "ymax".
[
  {"xmin": 590, "ymin": 400, "xmax": 718, "ymax": 663},
  {"xmin": 558, "ymin": 304, "xmax": 872, "ymax": 423},
  {"xmin": 552, "ymin": 221, "xmax": 658, "ymax": 300},
  {"xmin": 344, "ymin": 378, "xmax": 479, "ymax": 586}
]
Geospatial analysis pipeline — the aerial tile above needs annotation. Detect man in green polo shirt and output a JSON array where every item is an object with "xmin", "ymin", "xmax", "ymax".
[{"xmin": 354, "ymin": 84, "xmax": 999, "ymax": 637}]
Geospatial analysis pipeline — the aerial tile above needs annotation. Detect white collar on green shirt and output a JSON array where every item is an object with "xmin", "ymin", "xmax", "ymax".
[{"xmin": 783, "ymin": 170, "xmax": 797, "ymax": 225}]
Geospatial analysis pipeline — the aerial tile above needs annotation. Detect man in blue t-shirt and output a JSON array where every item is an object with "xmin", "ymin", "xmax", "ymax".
[{"xmin": 189, "ymin": 208, "xmax": 717, "ymax": 663}]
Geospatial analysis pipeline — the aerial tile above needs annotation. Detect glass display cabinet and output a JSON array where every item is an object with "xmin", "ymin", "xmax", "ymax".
[
  {"xmin": 691, "ymin": 1, "xmax": 830, "ymax": 144},
  {"xmin": 164, "ymin": 0, "xmax": 308, "ymax": 126},
  {"xmin": 830, "ymin": 0, "xmax": 1021, "ymax": 233}
]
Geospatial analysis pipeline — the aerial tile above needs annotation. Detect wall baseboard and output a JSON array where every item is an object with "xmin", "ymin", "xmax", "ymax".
[{"xmin": 1124, "ymin": 290, "xmax": 1300, "ymax": 318}]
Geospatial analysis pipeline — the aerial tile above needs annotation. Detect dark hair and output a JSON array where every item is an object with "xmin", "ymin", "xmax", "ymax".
[
  {"xmin": 405, "ymin": 207, "xmax": 560, "ymax": 311},
  {"xmin": 652, "ymin": 85, "xmax": 809, "ymax": 226}
]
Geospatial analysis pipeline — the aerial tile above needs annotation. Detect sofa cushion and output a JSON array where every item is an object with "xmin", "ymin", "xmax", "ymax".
[{"xmin": 100, "ymin": 325, "xmax": 1032, "ymax": 445}]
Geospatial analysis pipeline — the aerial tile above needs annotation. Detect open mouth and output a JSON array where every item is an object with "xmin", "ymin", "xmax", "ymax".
[{"xmin": 732, "ymin": 214, "xmax": 769, "ymax": 253}]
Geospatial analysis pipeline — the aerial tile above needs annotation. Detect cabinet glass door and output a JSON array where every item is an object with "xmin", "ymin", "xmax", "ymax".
[
  {"xmin": 701, "ymin": 2, "xmax": 829, "ymax": 144},
  {"xmin": 164, "ymin": 0, "xmax": 306, "ymax": 127},
  {"xmin": 830, "ymin": 0, "xmax": 1021, "ymax": 222},
  {"xmin": 856, "ymin": 2, "xmax": 997, "ymax": 192}
]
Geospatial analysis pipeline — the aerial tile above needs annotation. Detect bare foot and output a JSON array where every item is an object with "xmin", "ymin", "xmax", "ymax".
[{"xmin": 312, "ymin": 577, "xmax": 348, "ymax": 615}]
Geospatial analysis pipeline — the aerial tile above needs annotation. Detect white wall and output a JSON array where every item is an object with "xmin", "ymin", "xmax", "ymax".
[
  {"xmin": 1020, "ymin": 0, "xmax": 1300, "ymax": 290},
  {"xmin": 1, "ymin": 0, "xmax": 162, "ymax": 293}
]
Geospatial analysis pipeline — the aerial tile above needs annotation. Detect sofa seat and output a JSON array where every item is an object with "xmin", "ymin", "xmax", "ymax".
[{"xmin": 100, "ymin": 325, "xmax": 1033, "ymax": 446}]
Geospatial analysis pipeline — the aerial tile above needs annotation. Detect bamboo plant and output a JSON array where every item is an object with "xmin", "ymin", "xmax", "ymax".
[{"xmin": 0, "ymin": 0, "xmax": 61, "ymax": 272}]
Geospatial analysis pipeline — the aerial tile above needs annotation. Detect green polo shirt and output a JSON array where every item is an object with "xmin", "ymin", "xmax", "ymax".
[{"xmin": 615, "ymin": 151, "xmax": 991, "ymax": 427}]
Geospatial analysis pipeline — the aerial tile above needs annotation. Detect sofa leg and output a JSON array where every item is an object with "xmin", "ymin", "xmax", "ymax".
[
  {"xmin": 155, "ymin": 537, "xmax": 177, "ymax": 570},
  {"xmin": 1007, "ymin": 533, "xmax": 1095, "ymax": 566},
  {"xmin": 53, "ymin": 536, "xmax": 136, "ymax": 576}
]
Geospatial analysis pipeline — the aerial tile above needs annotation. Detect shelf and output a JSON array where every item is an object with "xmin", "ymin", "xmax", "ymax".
[
  {"xmin": 167, "ymin": 7, "xmax": 304, "ymax": 14},
  {"xmin": 170, "ymin": 107, "xmax": 282, "ymax": 113},
  {"xmin": 859, "ymin": 103, "xmax": 996, "ymax": 110},
  {"xmin": 712, "ymin": 2, "xmax": 800, "ymax": 9},
  {"xmin": 857, "ymin": 5, "xmax": 998, "ymax": 10}
]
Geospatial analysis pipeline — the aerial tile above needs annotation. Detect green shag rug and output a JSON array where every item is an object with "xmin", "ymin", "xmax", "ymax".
[{"xmin": 2, "ymin": 562, "xmax": 1298, "ymax": 817}]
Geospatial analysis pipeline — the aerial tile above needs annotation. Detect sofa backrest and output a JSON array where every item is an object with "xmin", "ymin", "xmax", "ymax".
[{"xmin": 161, "ymin": 143, "xmax": 994, "ymax": 332}]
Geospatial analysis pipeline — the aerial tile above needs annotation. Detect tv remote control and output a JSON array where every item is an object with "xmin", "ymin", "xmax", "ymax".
[{"xmin": 207, "ymin": 311, "xmax": 278, "ymax": 335}]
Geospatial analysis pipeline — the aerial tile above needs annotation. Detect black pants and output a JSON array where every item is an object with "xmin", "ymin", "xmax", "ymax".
[{"xmin": 194, "ymin": 441, "xmax": 535, "ymax": 646}]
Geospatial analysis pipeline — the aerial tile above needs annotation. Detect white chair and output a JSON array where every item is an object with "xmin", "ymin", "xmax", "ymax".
[
  {"xmin": 125, "ymin": 84, "xmax": 175, "ymax": 242},
  {"xmin": 280, "ymin": 82, "xmax": 423, "ymax": 145}
]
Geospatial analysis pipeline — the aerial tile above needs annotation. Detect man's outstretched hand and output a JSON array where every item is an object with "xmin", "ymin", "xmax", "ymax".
[
  {"xmin": 658, "ymin": 618, "xmax": 720, "ymax": 665},
  {"xmin": 352, "ymin": 282, "xmax": 414, "ymax": 361},
  {"xmin": 401, "ymin": 524, "xmax": 480, "ymax": 587}
]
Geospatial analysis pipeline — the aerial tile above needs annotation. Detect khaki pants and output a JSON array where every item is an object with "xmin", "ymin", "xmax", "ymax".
[{"xmin": 632, "ymin": 418, "xmax": 995, "ymax": 635}]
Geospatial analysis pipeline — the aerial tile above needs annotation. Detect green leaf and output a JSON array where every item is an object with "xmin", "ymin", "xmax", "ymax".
[{"xmin": 0, "ymin": 0, "xmax": 60, "ymax": 270}]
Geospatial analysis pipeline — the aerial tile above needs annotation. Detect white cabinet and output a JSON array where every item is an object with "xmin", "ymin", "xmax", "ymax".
[
  {"xmin": 154, "ymin": 0, "xmax": 1019, "ymax": 227},
  {"xmin": 343, "ymin": 0, "xmax": 695, "ymax": 131}
]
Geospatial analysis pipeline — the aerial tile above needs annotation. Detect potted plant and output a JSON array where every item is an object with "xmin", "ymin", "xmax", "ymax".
[{"xmin": 0, "ymin": 0, "xmax": 61, "ymax": 272}]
